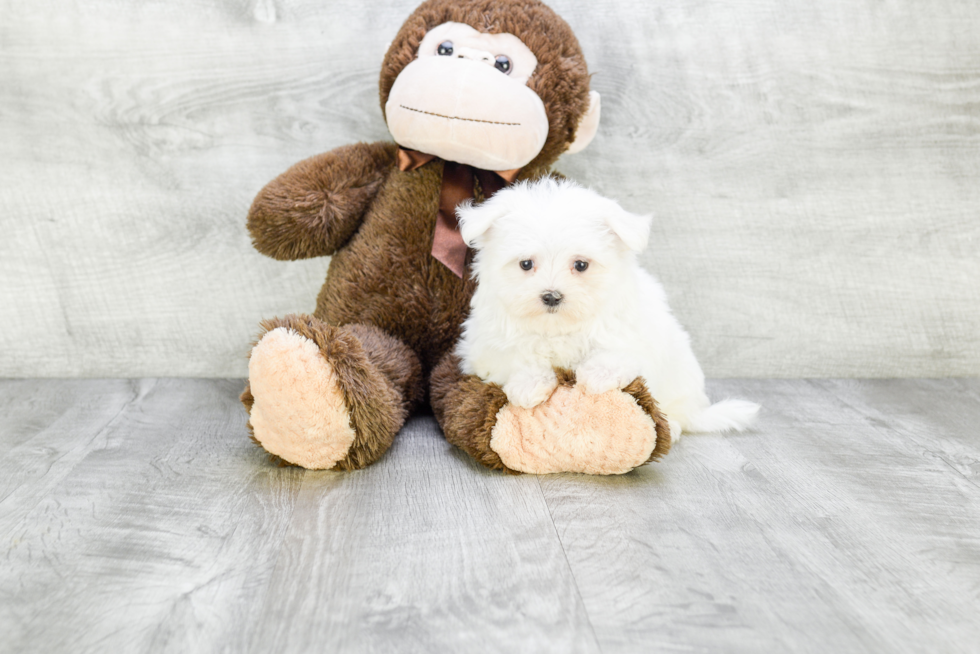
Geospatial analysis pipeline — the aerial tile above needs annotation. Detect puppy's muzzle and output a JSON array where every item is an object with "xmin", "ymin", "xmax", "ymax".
[{"xmin": 541, "ymin": 291, "xmax": 563, "ymax": 310}]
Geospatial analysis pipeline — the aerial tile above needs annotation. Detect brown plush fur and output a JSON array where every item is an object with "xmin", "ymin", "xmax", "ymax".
[
  {"xmin": 430, "ymin": 352, "xmax": 515, "ymax": 473},
  {"xmin": 248, "ymin": 142, "xmax": 397, "ymax": 261},
  {"xmin": 622, "ymin": 378, "xmax": 672, "ymax": 463},
  {"xmin": 313, "ymin": 158, "xmax": 477, "ymax": 377},
  {"xmin": 242, "ymin": 0, "xmax": 669, "ymax": 472}
]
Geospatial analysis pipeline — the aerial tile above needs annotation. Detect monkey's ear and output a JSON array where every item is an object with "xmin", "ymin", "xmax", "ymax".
[
  {"xmin": 606, "ymin": 204, "xmax": 652, "ymax": 252},
  {"xmin": 457, "ymin": 199, "xmax": 510, "ymax": 248},
  {"xmin": 566, "ymin": 91, "xmax": 601, "ymax": 155}
]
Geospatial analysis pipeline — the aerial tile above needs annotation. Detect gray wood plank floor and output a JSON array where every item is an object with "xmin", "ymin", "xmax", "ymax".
[{"xmin": 1, "ymin": 378, "xmax": 978, "ymax": 653}]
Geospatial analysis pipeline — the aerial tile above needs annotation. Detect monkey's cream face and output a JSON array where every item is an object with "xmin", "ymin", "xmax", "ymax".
[{"xmin": 385, "ymin": 22, "xmax": 549, "ymax": 171}]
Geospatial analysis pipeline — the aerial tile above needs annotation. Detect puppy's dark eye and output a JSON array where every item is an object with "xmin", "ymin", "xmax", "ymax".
[
  {"xmin": 438, "ymin": 41, "xmax": 454, "ymax": 56},
  {"xmin": 494, "ymin": 55, "xmax": 511, "ymax": 74},
  {"xmin": 574, "ymin": 260, "xmax": 589, "ymax": 272},
  {"xmin": 519, "ymin": 259, "xmax": 534, "ymax": 271}
]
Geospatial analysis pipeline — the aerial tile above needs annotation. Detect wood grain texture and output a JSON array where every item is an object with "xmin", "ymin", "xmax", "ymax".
[
  {"xmin": 1, "ymin": 0, "xmax": 979, "ymax": 377},
  {"xmin": 248, "ymin": 417, "xmax": 599, "ymax": 654},
  {"xmin": 0, "ymin": 379, "xmax": 600, "ymax": 654},
  {"xmin": 1, "ymin": 378, "xmax": 979, "ymax": 652},
  {"xmin": 0, "ymin": 379, "xmax": 305, "ymax": 653},
  {"xmin": 540, "ymin": 378, "xmax": 980, "ymax": 653}
]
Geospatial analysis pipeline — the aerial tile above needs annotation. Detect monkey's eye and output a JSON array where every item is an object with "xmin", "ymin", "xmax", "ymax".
[
  {"xmin": 574, "ymin": 260, "xmax": 589, "ymax": 272},
  {"xmin": 494, "ymin": 55, "xmax": 511, "ymax": 74},
  {"xmin": 437, "ymin": 41, "xmax": 454, "ymax": 56},
  {"xmin": 519, "ymin": 259, "xmax": 534, "ymax": 271}
]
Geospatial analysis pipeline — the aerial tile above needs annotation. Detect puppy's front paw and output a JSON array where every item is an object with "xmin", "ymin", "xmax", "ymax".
[
  {"xmin": 576, "ymin": 359, "xmax": 638, "ymax": 396},
  {"xmin": 503, "ymin": 370, "xmax": 558, "ymax": 409}
]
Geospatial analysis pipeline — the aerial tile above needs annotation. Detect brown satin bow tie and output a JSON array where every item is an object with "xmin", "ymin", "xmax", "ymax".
[{"xmin": 397, "ymin": 148, "xmax": 520, "ymax": 278}]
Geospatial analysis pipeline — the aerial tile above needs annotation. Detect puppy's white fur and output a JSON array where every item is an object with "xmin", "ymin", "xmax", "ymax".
[{"xmin": 455, "ymin": 178, "xmax": 758, "ymax": 439}]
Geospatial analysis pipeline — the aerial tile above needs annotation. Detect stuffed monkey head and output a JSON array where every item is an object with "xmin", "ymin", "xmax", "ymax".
[{"xmin": 380, "ymin": 0, "xmax": 600, "ymax": 173}]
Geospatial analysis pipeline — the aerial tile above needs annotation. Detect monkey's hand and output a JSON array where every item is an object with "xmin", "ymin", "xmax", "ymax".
[{"xmin": 246, "ymin": 142, "xmax": 397, "ymax": 260}]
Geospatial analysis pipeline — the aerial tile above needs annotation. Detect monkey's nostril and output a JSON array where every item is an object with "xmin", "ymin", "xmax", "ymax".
[{"xmin": 541, "ymin": 291, "xmax": 563, "ymax": 307}]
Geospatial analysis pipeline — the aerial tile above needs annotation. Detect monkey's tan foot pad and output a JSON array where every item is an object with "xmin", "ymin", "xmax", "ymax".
[
  {"xmin": 247, "ymin": 327, "xmax": 356, "ymax": 470},
  {"xmin": 490, "ymin": 381, "xmax": 671, "ymax": 475}
]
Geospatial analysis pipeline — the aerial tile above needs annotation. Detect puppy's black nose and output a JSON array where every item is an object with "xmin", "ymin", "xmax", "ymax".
[{"xmin": 541, "ymin": 291, "xmax": 563, "ymax": 307}]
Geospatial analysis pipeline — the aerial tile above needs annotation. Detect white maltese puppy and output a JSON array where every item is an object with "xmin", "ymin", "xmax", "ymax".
[{"xmin": 454, "ymin": 178, "xmax": 758, "ymax": 440}]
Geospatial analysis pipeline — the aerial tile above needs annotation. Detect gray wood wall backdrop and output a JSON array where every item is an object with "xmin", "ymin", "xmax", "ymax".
[{"xmin": 1, "ymin": 0, "xmax": 978, "ymax": 378}]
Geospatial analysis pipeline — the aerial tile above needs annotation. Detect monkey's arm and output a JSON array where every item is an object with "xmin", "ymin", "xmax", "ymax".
[{"xmin": 246, "ymin": 141, "xmax": 398, "ymax": 260}]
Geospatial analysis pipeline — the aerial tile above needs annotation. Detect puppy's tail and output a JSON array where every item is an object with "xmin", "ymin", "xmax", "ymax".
[{"xmin": 687, "ymin": 399, "xmax": 760, "ymax": 433}]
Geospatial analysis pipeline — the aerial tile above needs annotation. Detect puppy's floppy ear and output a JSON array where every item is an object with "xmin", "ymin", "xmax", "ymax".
[
  {"xmin": 605, "ymin": 204, "xmax": 652, "ymax": 252},
  {"xmin": 456, "ymin": 197, "xmax": 510, "ymax": 248}
]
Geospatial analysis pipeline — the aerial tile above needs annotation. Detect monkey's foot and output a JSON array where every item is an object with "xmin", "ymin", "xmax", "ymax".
[
  {"xmin": 431, "ymin": 358, "xmax": 670, "ymax": 475},
  {"xmin": 241, "ymin": 315, "xmax": 413, "ymax": 470},
  {"xmin": 490, "ymin": 374, "xmax": 669, "ymax": 475},
  {"xmin": 245, "ymin": 327, "xmax": 356, "ymax": 469}
]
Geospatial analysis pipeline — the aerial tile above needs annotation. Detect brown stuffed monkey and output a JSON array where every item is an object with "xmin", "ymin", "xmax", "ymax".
[{"xmin": 241, "ymin": 0, "xmax": 671, "ymax": 474}]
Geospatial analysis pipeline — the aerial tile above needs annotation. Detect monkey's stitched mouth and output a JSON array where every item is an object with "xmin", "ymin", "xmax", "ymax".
[{"xmin": 399, "ymin": 105, "xmax": 520, "ymax": 126}]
